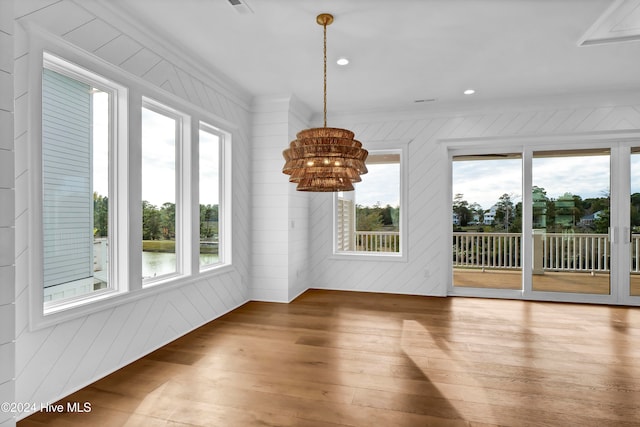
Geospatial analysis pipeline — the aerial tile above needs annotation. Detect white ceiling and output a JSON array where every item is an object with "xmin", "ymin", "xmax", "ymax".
[{"xmin": 107, "ymin": 0, "xmax": 640, "ymax": 115}]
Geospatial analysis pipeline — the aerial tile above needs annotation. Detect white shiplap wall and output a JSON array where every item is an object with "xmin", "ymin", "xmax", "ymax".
[
  {"xmin": 309, "ymin": 100, "xmax": 640, "ymax": 296},
  {"xmin": 0, "ymin": 1, "xmax": 15, "ymax": 426},
  {"xmin": 12, "ymin": 0, "xmax": 252, "ymax": 419},
  {"xmin": 250, "ymin": 96, "xmax": 312, "ymax": 302},
  {"xmin": 251, "ymin": 97, "xmax": 291, "ymax": 302},
  {"xmin": 287, "ymin": 98, "xmax": 313, "ymax": 301}
]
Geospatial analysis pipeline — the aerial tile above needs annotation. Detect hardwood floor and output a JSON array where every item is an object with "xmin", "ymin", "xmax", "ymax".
[
  {"xmin": 18, "ymin": 290, "xmax": 640, "ymax": 426},
  {"xmin": 454, "ymin": 268, "xmax": 640, "ymax": 295}
]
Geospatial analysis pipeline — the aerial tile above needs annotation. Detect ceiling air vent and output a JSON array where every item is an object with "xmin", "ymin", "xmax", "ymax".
[{"xmin": 227, "ymin": 0, "xmax": 254, "ymax": 15}]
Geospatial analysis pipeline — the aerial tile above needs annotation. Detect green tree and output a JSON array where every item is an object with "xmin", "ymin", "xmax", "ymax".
[
  {"xmin": 380, "ymin": 205, "xmax": 393, "ymax": 226},
  {"xmin": 593, "ymin": 209, "xmax": 610, "ymax": 234},
  {"xmin": 200, "ymin": 204, "xmax": 219, "ymax": 239},
  {"xmin": 93, "ymin": 192, "xmax": 108, "ymax": 237},
  {"xmin": 356, "ymin": 204, "xmax": 383, "ymax": 231},
  {"xmin": 469, "ymin": 202, "xmax": 484, "ymax": 224},
  {"xmin": 453, "ymin": 193, "xmax": 471, "ymax": 227},
  {"xmin": 160, "ymin": 202, "xmax": 175, "ymax": 240},
  {"xmin": 571, "ymin": 195, "xmax": 585, "ymax": 226},
  {"xmin": 142, "ymin": 200, "xmax": 161, "ymax": 240},
  {"xmin": 494, "ymin": 193, "xmax": 515, "ymax": 231},
  {"xmin": 511, "ymin": 201, "xmax": 523, "ymax": 233},
  {"xmin": 546, "ymin": 199, "xmax": 557, "ymax": 230}
]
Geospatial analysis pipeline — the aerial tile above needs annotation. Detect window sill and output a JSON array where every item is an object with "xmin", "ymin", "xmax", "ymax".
[
  {"xmin": 330, "ymin": 252, "xmax": 407, "ymax": 262},
  {"xmin": 31, "ymin": 263, "xmax": 235, "ymax": 331}
]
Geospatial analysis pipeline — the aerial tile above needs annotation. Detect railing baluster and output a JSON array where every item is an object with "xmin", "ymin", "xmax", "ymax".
[
  {"xmin": 633, "ymin": 236, "xmax": 640, "ymax": 272},
  {"xmin": 578, "ymin": 236, "xmax": 582, "ymax": 270},
  {"xmin": 353, "ymin": 231, "xmax": 400, "ymax": 253},
  {"xmin": 451, "ymin": 232, "xmax": 616, "ymax": 273}
]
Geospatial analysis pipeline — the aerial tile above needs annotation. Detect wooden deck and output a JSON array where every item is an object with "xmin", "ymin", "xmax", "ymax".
[
  {"xmin": 454, "ymin": 268, "xmax": 640, "ymax": 295},
  {"xmin": 18, "ymin": 289, "xmax": 640, "ymax": 426}
]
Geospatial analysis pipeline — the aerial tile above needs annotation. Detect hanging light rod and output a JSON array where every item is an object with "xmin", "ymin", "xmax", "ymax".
[{"xmin": 282, "ymin": 13, "xmax": 368, "ymax": 192}]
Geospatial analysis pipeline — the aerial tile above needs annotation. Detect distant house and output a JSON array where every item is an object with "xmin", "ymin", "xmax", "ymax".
[
  {"xmin": 453, "ymin": 212, "xmax": 482, "ymax": 226},
  {"xmin": 483, "ymin": 205, "xmax": 497, "ymax": 225},
  {"xmin": 555, "ymin": 193, "xmax": 576, "ymax": 227},
  {"xmin": 532, "ymin": 187, "xmax": 547, "ymax": 229},
  {"xmin": 580, "ymin": 211, "xmax": 603, "ymax": 227}
]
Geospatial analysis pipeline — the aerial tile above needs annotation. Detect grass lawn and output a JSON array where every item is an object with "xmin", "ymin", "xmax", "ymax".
[
  {"xmin": 143, "ymin": 240, "xmax": 219, "ymax": 255},
  {"xmin": 142, "ymin": 240, "xmax": 175, "ymax": 253}
]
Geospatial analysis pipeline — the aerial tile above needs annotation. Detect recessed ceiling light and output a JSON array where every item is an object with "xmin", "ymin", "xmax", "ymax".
[
  {"xmin": 336, "ymin": 57, "xmax": 349, "ymax": 66},
  {"xmin": 463, "ymin": 89, "xmax": 476, "ymax": 95}
]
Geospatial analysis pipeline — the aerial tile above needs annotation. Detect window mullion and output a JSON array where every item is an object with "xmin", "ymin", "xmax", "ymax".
[
  {"xmin": 128, "ymin": 93, "xmax": 143, "ymax": 291},
  {"xmin": 179, "ymin": 115, "xmax": 193, "ymax": 277},
  {"xmin": 522, "ymin": 148, "xmax": 533, "ymax": 295}
]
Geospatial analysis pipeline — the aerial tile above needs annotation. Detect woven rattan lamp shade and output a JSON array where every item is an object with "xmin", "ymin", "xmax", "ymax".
[
  {"xmin": 282, "ymin": 127, "xmax": 368, "ymax": 192},
  {"xmin": 282, "ymin": 14, "xmax": 368, "ymax": 192}
]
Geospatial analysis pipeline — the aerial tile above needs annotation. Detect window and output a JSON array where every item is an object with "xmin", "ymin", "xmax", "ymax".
[
  {"xmin": 141, "ymin": 101, "xmax": 182, "ymax": 282},
  {"xmin": 335, "ymin": 150, "xmax": 402, "ymax": 255},
  {"xmin": 199, "ymin": 123, "xmax": 223, "ymax": 269},
  {"xmin": 41, "ymin": 53, "xmax": 126, "ymax": 305},
  {"xmin": 35, "ymin": 50, "xmax": 232, "ymax": 324}
]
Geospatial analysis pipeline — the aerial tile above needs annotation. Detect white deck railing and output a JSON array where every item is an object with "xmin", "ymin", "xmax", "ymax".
[
  {"xmin": 453, "ymin": 233, "xmax": 522, "ymax": 269},
  {"xmin": 541, "ymin": 233, "xmax": 609, "ymax": 271},
  {"xmin": 453, "ymin": 232, "xmax": 616, "ymax": 272},
  {"xmin": 355, "ymin": 231, "xmax": 400, "ymax": 252}
]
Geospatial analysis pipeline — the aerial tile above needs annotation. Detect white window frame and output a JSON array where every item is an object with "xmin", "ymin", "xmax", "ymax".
[
  {"xmin": 332, "ymin": 141, "xmax": 408, "ymax": 261},
  {"xmin": 32, "ymin": 52, "xmax": 130, "ymax": 323},
  {"xmin": 27, "ymin": 31, "xmax": 235, "ymax": 330},
  {"xmin": 198, "ymin": 121, "xmax": 231, "ymax": 271},
  {"xmin": 445, "ymin": 131, "xmax": 640, "ymax": 307},
  {"xmin": 140, "ymin": 98, "xmax": 191, "ymax": 287}
]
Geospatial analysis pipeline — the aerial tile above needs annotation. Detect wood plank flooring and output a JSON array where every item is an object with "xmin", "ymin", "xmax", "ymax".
[
  {"xmin": 18, "ymin": 289, "xmax": 640, "ymax": 426},
  {"xmin": 455, "ymin": 268, "xmax": 640, "ymax": 295}
]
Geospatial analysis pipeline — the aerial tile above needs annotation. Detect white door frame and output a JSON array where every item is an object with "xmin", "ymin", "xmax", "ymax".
[{"xmin": 445, "ymin": 131, "xmax": 640, "ymax": 306}]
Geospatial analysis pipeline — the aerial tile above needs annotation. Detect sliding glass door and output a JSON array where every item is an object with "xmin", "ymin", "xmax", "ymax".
[
  {"xmin": 450, "ymin": 141, "xmax": 640, "ymax": 306},
  {"xmin": 452, "ymin": 154, "xmax": 522, "ymax": 290},
  {"xmin": 531, "ymin": 149, "xmax": 611, "ymax": 296}
]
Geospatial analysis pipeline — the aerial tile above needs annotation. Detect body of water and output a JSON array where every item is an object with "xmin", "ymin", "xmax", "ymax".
[{"xmin": 142, "ymin": 251, "xmax": 220, "ymax": 278}]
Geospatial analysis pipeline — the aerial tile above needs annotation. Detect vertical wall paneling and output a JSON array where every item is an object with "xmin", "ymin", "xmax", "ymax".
[
  {"xmin": 250, "ymin": 97, "xmax": 291, "ymax": 302},
  {"xmin": 287, "ymin": 98, "xmax": 312, "ymax": 300},
  {"xmin": 250, "ymin": 96, "xmax": 312, "ymax": 302},
  {"xmin": 0, "ymin": 1, "xmax": 15, "ymax": 426},
  {"xmin": 12, "ymin": 0, "xmax": 252, "ymax": 420}
]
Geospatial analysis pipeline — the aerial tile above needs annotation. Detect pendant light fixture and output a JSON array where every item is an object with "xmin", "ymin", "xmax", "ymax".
[{"xmin": 282, "ymin": 13, "xmax": 368, "ymax": 192}]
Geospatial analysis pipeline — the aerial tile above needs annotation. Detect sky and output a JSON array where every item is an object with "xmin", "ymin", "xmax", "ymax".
[
  {"xmin": 453, "ymin": 155, "xmax": 640, "ymax": 210},
  {"xmin": 356, "ymin": 163, "xmax": 400, "ymax": 207},
  {"xmin": 93, "ymin": 93, "xmax": 220, "ymax": 207},
  {"xmin": 141, "ymin": 107, "xmax": 176, "ymax": 207}
]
